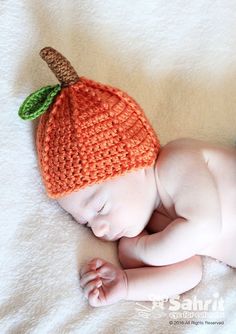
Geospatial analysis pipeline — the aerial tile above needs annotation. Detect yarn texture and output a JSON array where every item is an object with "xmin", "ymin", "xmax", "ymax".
[{"xmin": 19, "ymin": 47, "xmax": 161, "ymax": 198}]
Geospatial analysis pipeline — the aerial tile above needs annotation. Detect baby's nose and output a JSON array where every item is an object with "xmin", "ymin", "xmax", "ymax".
[{"xmin": 92, "ymin": 222, "xmax": 109, "ymax": 238}]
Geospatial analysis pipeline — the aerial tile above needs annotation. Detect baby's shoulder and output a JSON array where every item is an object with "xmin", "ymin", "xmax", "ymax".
[
  {"xmin": 156, "ymin": 137, "xmax": 207, "ymax": 195},
  {"xmin": 156, "ymin": 137, "xmax": 206, "ymax": 170}
]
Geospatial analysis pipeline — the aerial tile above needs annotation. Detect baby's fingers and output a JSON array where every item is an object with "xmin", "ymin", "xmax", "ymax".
[
  {"xmin": 88, "ymin": 288, "xmax": 104, "ymax": 307},
  {"xmin": 88, "ymin": 284, "xmax": 107, "ymax": 308},
  {"xmin": 80, "ymin": 271, "xmax": 99, "ymax": 288},
  {"xmin": 84, "ymin": 279, "xmax": 102, "ymax": 299},
  {"xmin": 80, "ymin": 257, "xmax": 105, "ymax": 277}
]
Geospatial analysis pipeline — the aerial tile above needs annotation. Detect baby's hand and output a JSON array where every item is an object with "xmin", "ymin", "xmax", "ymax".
[{"xmin": 79, "ymin": 257, "xmax": 128, "ymax": 307}]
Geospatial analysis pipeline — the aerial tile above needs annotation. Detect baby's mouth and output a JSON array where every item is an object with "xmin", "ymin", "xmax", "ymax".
[
  {"xmin": 100, "ymin": 229, "xmax": 125, "ymax": 241},
  {"xmin": 111, "ymin": 231, "xmax": 123, "ymax": 240},
  {"xmin": 100, "ymin": 232, "xmax": 121, "ymax": 241}
]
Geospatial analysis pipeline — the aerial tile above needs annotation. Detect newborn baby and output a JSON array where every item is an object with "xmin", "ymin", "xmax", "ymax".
[
  {"xmin": 57, "ymin": 137, "xmax": 236, "ymax": 307},
  {"xmin": 18, "ymin": 46, "xmax": 236, "ymax": 308}
]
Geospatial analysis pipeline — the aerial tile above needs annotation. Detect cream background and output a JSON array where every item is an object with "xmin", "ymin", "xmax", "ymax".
[{"xmin": 1, "ymin": 1, "xmax": 236, "ymax": 333}]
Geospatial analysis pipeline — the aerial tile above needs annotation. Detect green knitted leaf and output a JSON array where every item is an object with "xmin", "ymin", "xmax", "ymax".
[{"xmin": 18, "ymin": 84, "xmax": 61, "ymax": 120}]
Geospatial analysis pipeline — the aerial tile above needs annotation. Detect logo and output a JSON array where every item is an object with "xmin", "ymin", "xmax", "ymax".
[{"xmin": 135, "ymin": 293, "xmax": 225, "ymax": 321}]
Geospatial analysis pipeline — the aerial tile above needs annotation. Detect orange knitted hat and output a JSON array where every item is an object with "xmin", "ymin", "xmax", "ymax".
[{"xmin": 18, "ymin": 46, "xmax": 161, "ymax": 199}]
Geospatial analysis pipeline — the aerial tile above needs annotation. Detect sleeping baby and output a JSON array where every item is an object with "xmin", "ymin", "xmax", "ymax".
[{"xmin": 19, "ymin": 46, "xmax": 236, "ymax": 308}]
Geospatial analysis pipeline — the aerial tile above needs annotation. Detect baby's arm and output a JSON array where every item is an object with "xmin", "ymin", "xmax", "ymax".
[
  {"xmin": 137, "ymin": 217, "xmax": 219, "ymax": 266},
  {"xmin": 127, "ymin": 145, "xmax": 222, "ymax": 266},
  {"xmin": 124, "ymin": 255, "xmax": 202, "ymax": 301},
  {"xmin": 79, "ymin": 255, "xmax": 202, "ymax": 307}
]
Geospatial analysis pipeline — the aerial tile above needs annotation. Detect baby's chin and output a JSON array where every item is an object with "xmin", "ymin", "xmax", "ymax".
[
  {"xmin": 100, "ymin": 229, "xmax": 141, "ymax": 241},
  {"xmin": 122, "ymin": 229, "xmax": 144, "ymax": 238}
]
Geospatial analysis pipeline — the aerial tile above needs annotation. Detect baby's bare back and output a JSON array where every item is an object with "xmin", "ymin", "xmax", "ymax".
[{"xmin": 148, "ymin": 138, "xmax": 236, "ymax": 267}]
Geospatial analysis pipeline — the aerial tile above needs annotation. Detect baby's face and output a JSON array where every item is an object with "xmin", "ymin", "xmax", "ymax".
[{"xmin": 57, "ymin": 166, "xmax": 158, "ymax": 241}]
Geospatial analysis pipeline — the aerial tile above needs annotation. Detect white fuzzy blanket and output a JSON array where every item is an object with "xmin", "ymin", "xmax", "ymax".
[{"xmin": 1, "ymin": 1, "xmax": 236, "ymax": 333}]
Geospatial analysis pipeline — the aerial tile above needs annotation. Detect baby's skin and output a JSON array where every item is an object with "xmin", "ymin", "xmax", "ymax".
[{"xmin": 57, "ymin": 137, "xmax": 236, "ymax": 307}]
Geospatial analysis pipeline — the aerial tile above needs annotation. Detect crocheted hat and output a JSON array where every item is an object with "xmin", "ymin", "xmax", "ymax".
[{"xmin": 18, "ymin": 46, "xmax": 161, "ymax": 199}]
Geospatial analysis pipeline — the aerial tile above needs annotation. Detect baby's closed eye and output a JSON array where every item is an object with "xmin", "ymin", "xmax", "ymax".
[{"xmin": 85, "ymin": 203, "xmax": 107, "ymax": 228}]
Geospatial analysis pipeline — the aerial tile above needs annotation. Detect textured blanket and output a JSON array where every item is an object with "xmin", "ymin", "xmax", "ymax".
[{"xmin": 1, "ymin": 1, "xmax": 236, "ymax": 333}]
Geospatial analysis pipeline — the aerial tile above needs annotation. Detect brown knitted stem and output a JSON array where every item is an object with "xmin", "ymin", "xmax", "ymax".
[{"xmin": 39, "ymin": 47, "xmax": 80, "ymax": 86}]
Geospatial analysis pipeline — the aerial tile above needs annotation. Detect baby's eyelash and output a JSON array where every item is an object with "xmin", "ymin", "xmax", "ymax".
[
  {"xmin": 85, "ymin": 203, "xmax": 106, "ymax": 228},
  {"xmin": 97, "ymin": 203, "xmax": 106, "ymax": 214}
]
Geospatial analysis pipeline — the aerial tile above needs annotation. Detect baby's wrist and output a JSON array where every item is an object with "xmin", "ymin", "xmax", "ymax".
[{"xmin": 135, "ymin": 235, "xmax": 148, "ymax": 262}]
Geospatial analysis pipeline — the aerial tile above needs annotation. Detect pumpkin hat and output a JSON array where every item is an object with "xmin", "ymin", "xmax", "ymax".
[{"xmin": 18, "ymin": 46, "xmax": 161, "ymax": 199}]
